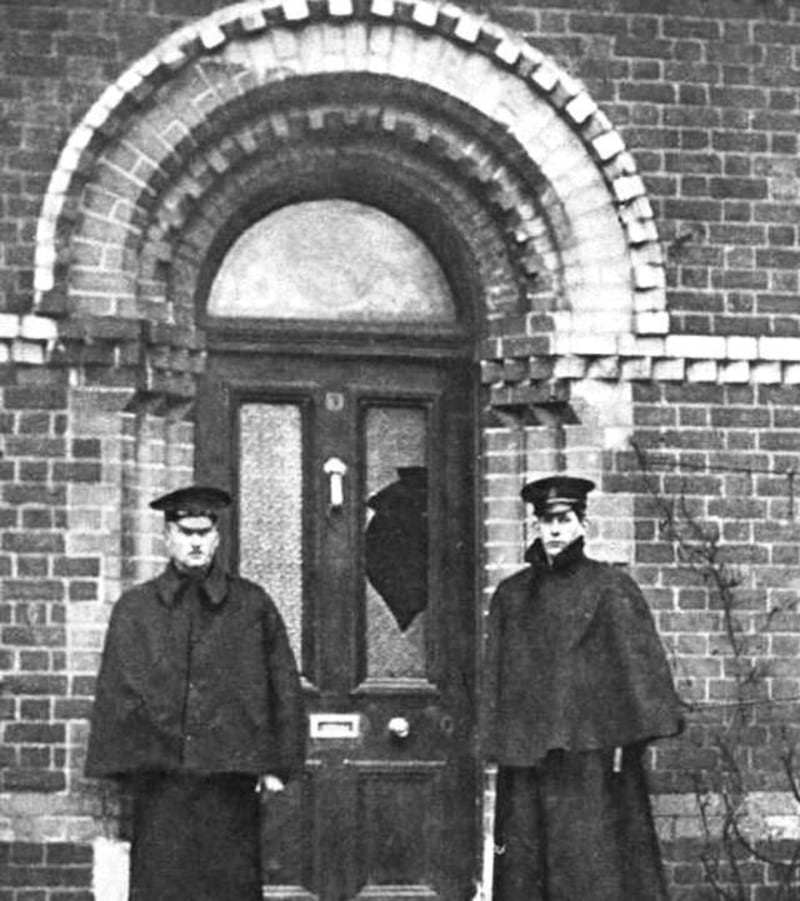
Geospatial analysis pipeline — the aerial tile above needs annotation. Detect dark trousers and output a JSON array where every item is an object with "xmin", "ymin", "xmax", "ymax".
[
  {"xmin": 129, "ymin": 773, "xmax": 262, "ymax": 901},
  {"xmin": 493, "ymin": 748, "xmax": 669, "ymax": 901}
]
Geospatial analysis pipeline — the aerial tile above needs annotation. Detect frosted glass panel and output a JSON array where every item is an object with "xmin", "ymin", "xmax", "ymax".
[
  {"xmin": 364, "ymin": 406, "xmax": 428, "ymax": 679},
  {"xmin": 207, "ymin": 200, "xmax": 456, "ymax": 322},
  {"xmin": 239, "ymin": 403, "xmax": 303, "ymax": 660}
]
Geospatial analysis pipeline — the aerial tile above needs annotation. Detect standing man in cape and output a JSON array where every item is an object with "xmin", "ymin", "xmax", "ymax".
[
  {"xmin": 481, "ymin": 475, "xmax": 684, "ymax": 901},
  {"xmin": 85, "ymin": 485, "xmax": 306, "ymax": 901}
]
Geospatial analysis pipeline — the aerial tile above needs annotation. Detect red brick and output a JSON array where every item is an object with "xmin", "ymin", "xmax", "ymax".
[
  {"xmin": 4, "ymin": 675, "xmax": 68, "ymax": 695},
  {"xmin": 1, "ymin": 533, "xmax": 65, "ymax": 554},
  {"xmin": 45, "ymin": 844, "xmax": 92, "ymax": 866},
  {"xmin": 2, "ymin": 387, "xmax": 67, "ymax": 410}
]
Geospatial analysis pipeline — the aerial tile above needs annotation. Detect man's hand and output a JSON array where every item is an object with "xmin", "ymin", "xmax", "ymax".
[{"xmin": 257, "ymin": 774, "xmax": 286, "ymax": 794}]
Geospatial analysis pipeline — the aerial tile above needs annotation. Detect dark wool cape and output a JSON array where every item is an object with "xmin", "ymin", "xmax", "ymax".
[
  {"xmin": 85, "ymin": 560, "xmax": 306, "ymax": 901},
  {"xmin": 86, "ymin": 560, "xmax": 306, "ymax": 780},
  {"xmin": 482, "ymin": 538, "xmax": 684, "ymax": 901}
]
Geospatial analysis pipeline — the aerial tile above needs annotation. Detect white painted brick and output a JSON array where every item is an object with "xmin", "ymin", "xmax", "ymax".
[
  {"xmin": 759, "ymin": 336, "xmax": 800, "ymax": 362},
  {"xmin": 95, "ymin": 82, "xmax": 126, "ymax": 115},
  {"xmin": 625, "ymin": 218, "xmax": 659, "ymax": 244},
  {"xmin": 0, "ymin": 313, "xmax": 20, "ymax": 339},
  {"xmin": 34, "ymin": 270, "xmax": 55, "ymax": 297},
  {"xmin": 592, "ymin": 310, "xmax": 635, "ymax": 336},
  {"xmin": 412, "ymin": 0, "xmax": 437, "ymax": 25},
  {"xmin": 47, "ymin": 166, "xmax": 74, "ymax": 198},
  {"xmin": 633, "ymin": 292, "xmax": 666, "ymax": 316},
  {"xmin": 93, "ymin": 837, "xmax": 130, "ymax": 901},
  {"xmin": 552, "ymin": 332, "xmax": 617, "ymax": 356},
  {"xmin": 726, "ymin": 335, "xmax": 758, "ymax": 360},
  {"xmin": 83, "ymin": 100, "xmax": 114, "ymax": 132},
  {"xmin": 159, "ymin": 41, "xmax": 188, "ymax": 70},
  {"xmin": 618, "ymin": 334, "xmax": 665, "ymax": 356},
  {"xmin": 652, "ymin": 358, "xmax": 685, "ymax": 380},
  {"xmin": 531, "ymin": 62, "xmax": 558, "ymax": 92},
  {"xmin": 635, "ymin": 311, "xmax": 669, "ymax": 335},
  {"xmin": 494, "ymin": 38, "xmax": 521, "ymax": 66},
  {"xmin": 453, "ymin": 14, "xmax": 481, "ymax": 43},
  {"xmin": 719, "ymin": 360, "xmax": 751, "ymax": 383},
  {"xmin": 11, "ymin": 340, "xmax": 45, "ymax": 365},
  {"xmin": 343, "ymin": 21, "xmax": 369, "ymax": 65},
  {"xmin": 132, "ymin": 52, "xmax": 161, "ymax": 80},
  {"xmin": 329, "ymin": 0, "xmax": 354, "ymax": 15},
  {"xmin": 20, "ymin": 315, "xmax": 58, "ymax": 342},
  {"xmin": 470, "ymin": 80, "xmax": 507, "ymax": 120},
  {"xmin": 200, "ymin": 23, "xmax": 226, "ymax": 49},
  {"xmin": 782, "ymin": 363, "xmax": 800, "ymax": 384},
  {"xmin": 592, "ymin": 131, "xmax": 625, "ymax": 163},
  {"xmin": 751, "ymin": 362, "xmax": 782, "ymax": 383},
  {"xmin": 282, "ymin": 0, "xmax": 310, "ymax": 20},
  {"xmin": 271, "ymin": 27, "xmax": 299, "ymax": 61},
  {"xmin": 613, "ymin": 174, "xmax": 646, "ymax": 202},
  {"xmin": 613, "ymin": 151, "xmax": 639, "ymax": 176},
  {"xmin": 633, "ymin": 291, "xmax": 667, "ymax": 319},
  {"xmin": 321, "ymin": 20, "xmax": 347, "ymax": 60},
  {"xmin": 628, "ymin": 195, "xmax": 654, "ymax": 221},
  {"xmin": 665, "ymin": 334, "xmax": 726, "ymax": 359},
  {"xmin": 116, "ymin": 67, "xmax": 146, "ymax": 94},
  {"xmin": 239, "ymin": 8, "xmax": 269, "ymax": 32},
  {"xmin": 633, "ymin": 264, "xmax": 666, "ymax": 290},
  {"xmin": 621, "ymin": 357, "xmax": 652, "ymax": 380},
  {"xmin": 518, "ymin": 43, "xmax": 544, "ymax": 69},
  {"xmin": 586, "ymin": 356, "xmax": 620, "ymax": 379},
  {"xmin": 388, "ymin": 26, "xmax": 424, "ymax": 80},
  {"xmin": 686, "ymin": 360, "xmax": 718, "ymax": 382},
  {"xmin": 630, "ymin": 233, "xmax": 663, "ymax": 266},
  {"xmin": 368, "ymin": 22, "xmax": 393, "ymax": 57},
  {"xmin": 556, "ymin": 163, "xmax": 606, "ymax": 207},
  {"xmin": 553, "ymin": 355, "xmax": 587, "ymax": 378}
]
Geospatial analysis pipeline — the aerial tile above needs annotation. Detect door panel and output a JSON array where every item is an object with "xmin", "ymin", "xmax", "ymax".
[{"xmin": 197, "ymin": 354, "xmax": 475, "ymax": 901}]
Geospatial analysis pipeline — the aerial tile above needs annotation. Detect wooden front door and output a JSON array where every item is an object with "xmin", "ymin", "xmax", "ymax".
[{"xmin": 197, "ymin": 350, "xmax": 476, "ymax": 901}]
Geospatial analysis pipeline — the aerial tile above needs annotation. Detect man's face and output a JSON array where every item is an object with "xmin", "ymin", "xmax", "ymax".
[
  {"xmin": 537, "ymin": 506, "xmax": 585, "ymax": 561},
  {"xmin": 164, "ymin": 516, "xmax": 220, "ymax": 573}
]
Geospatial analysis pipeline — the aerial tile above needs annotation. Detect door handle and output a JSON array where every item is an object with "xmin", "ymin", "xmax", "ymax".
[
  {"xmin": 323, "ymin": 457, "xmax": 347, "ymax": 508},
  {"xmin": 387, "ymin": 716, "xmax": 410, "ymax": 740}
]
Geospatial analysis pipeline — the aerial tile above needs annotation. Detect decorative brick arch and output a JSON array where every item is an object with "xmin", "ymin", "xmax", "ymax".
[
  {"xmin": 27, "ymin": 0, "xmax": 675, "ymax": 621},
  {"xmin": 33, "ymin": 0, "xmax": 666, "ymax": 363}
]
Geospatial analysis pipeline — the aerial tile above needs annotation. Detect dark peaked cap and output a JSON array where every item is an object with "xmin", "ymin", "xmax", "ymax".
[
  {"xmin": 521, "ymin": 475, "xmax": 595, "ymax": 515},
  {"xmin": 150, "ymin": 485, "xmax": 232, "ymax": 522}
]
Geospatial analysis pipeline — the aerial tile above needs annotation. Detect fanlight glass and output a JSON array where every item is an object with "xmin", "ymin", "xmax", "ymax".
[{"xmin": 207, "ymin": 200, "xmax": 456, "ymax": 322}]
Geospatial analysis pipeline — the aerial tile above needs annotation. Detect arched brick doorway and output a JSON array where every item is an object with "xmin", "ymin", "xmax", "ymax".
[
  {"xmin": 195, "ymin": 191, "xmax": 478, "ymax": 896},
  {"xmin": 30, "ymin": 2, "xmax": 666, "ymax": 897}
]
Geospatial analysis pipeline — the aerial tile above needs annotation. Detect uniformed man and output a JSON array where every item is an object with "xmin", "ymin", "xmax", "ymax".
[
  {"xmin": 481, "ymin": 475, "xmax": 684, "ymax": 901},
  {"xmin": 86, "ymin": 485, "xmax": 306, "ymax": 901}
]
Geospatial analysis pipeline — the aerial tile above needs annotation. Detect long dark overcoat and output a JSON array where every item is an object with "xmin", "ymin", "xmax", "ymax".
[
  {"xmin": 482, "ymin": 538, "xmax": 684, "ymax": 901},
  {"xmin": 86, "ymin": 559, "xmax": 306, "ymax": 901}
]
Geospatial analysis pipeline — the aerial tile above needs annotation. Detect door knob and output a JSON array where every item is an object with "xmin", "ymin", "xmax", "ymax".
[{"xmin": 387, "ymin": 716, "xmax": 410, "ymax": 740}]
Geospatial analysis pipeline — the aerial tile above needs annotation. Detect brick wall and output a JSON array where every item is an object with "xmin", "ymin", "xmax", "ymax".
[
  {"xmin": 488, "ymin": 0, "xmax": 799, "ymax": 343},
  {"xmin": 2, "ymin": 1, "xmax": 800, "ymax": 899},
  {"xmin": 0, "ymin": 841, "xmax": 92, "ymax": 900},
  {"xmin": 1, "ymin": 381, "xmax": 71, "ymax": 795}
]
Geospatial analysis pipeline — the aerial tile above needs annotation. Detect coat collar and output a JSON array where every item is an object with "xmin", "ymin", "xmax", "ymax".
[
  {"xmin": 524, "ymin": 536, "xmax": 586, "ymax": 572},
  {"xmin": 523, "ymin": 537, "xmax": 599, "ymax": 647},
  {"xmin": 155, "ymin": 556, "xmax": 229, "ymax": 607}
]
